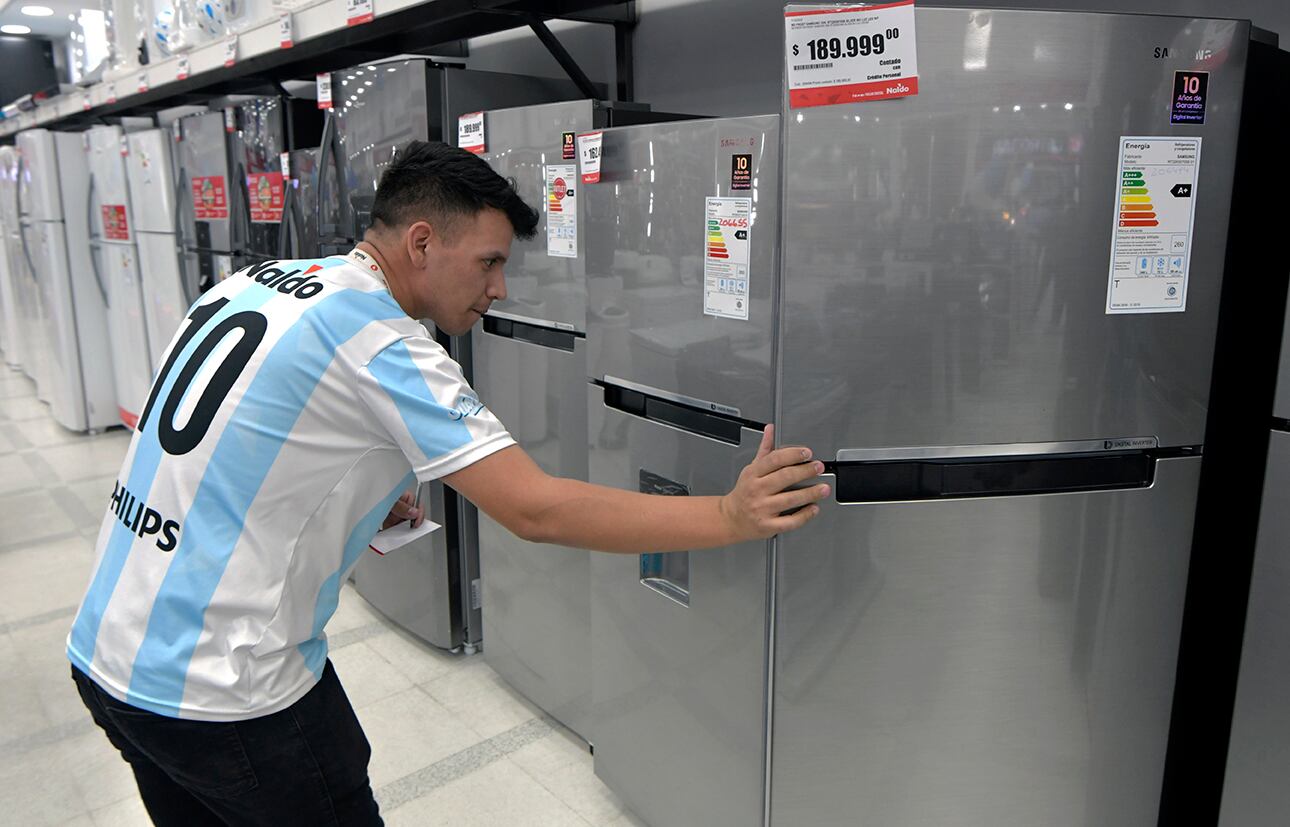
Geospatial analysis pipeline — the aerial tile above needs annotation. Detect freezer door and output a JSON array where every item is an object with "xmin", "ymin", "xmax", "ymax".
[
  {"xmin": 136, "ymin": 232, "xmax": 188, "ymax": 367},
  {"xmin": 770, "ymin": 455, "xmax": 1201, "ymax": 826},
  {"xmin": 16, "ymin": 130, "xmax": 62, "ymax": 221},
  {"xmin": 125, "ymin": 130, "xmax": 178, "ymax": 234},
  {"xmin": 588, "ymin": 383, "xmax": 768, "ymax": 827},
  {"xmin": 100, "ymin": 243, "xmax": 153, "ymax": 426},
  {"xmin": 1275, "ymin": 290, "xmax": 1290, "ymax": 421},
  {"xmin": 584, "ymin": 115, "xmax": 781, "ymax": 425},
  {"xmin": 350, "ymin": 478, "xmax": 461, "ymax": 650},
  {"xmin": 480, "ymin": 99, "xmax": 597, "ymax": 331},
  {"xmin": 176, "ymin": 112, "xmax": 234, "ymax": 255},
  {"xmin": 1219, "ymin": 431, "xmax": 1290, "ymax": 826},
  {"xmin": 473, "ymin": 323, "xmax": 591, "ymax": 738},
  {"xmin": 88, "ymin": 127, "xmax": 135, "ymax": 243},
  {"xmin": 284, "ymin": 149, "xmax": 319, "ymax": 258},
  {"xmin": 778, "ymin": 10, "xmax": 1249, "ymax": 453}
]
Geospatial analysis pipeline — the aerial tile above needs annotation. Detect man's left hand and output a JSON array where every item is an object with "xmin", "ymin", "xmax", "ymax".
[{"xmin": 382, "ymin": 489, "xmax": 425, "ymax": 530}]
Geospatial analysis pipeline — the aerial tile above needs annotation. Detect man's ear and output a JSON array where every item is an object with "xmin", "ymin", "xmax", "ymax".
[{"xmin": 404, "ymin": 221, "xmax": 436, "ymax": 267}]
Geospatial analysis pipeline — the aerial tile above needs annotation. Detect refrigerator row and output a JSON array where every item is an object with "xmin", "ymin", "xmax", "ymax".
[{"xmin": 0, "ymin": 6, "xmax": 1287, "ymax": 826}]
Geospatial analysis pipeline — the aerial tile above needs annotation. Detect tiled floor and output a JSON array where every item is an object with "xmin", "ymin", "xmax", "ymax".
[{"xmin": 0, "ymin": 367, "xmax": 645, "ymax": 826}]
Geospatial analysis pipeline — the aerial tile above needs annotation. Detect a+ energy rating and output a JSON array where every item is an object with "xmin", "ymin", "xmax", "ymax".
[{"xmin": 1119, "ymin": 170, "xmax": 1158, "ymax": 227}]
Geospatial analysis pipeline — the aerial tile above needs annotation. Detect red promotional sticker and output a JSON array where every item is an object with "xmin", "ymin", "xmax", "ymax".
[
  {"xmin": 190, "ymin": 176, "xmax": 229, "ymax": 219},
  {"xmin": 246, "ymin": 172, "xmax": 286, "ymax": 223},
  {"xmin": 101, "ymin": 205, "xmax": 130, "ymax": 240}
]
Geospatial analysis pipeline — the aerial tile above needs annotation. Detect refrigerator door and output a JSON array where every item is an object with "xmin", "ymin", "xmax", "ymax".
[
  {"xmin": 588, "ymin": 383, "xmax": 769, "ymax": 827},
  {"xmin": 1219, "ymin": 431, "xmax": 1290, "ymax": 826},
  {"xmin": 125, "ymin": 129, "xmax": 178, "ymax": 234},
  {"xmin": 234, "ymin": 97, "xmax": 288, "ymax": 262},
  {"xmin": 772, "ymin": 455, "xmax": 1201, "ymax": 826},
  {"xmin": 16, "ymin": 131, "xmax": 62, "ymax": 222},
  {"xmin": 479, "ymin": 99, "xmax": 597, "ymax": 331},
  {"xmin": 281, "ymin": 149, "xmax": 319, "ymax": 259},
  {"xmin": 15, "ymin": 220, "xmax": 47, "ymax": 390},
  {"xmin": 87, "ymin": 127, "xmax": 135, "ymax": 243},
  {"xmin": 0, "ymin": 147, "xmax": 22, "ymax": 368},
  {"xmin": 777, "ymin": 9, "xmax": 1248, "ymax": 454},
  {"xmin": 473, "ymin": 324, "xmax": 591, "ymax": 737},
  {"xmin": 1276, "ymin": 291, "xmax": 1290, "ymax": 421},
  {"xmin": 100, "ymin": 244, "xmax": 152, "ymax": 426},
  {"xmin": 584, "ymin": 115, "xmax": 781, "ymax": 424},
  {"xmin": 176, "ymin": 112, "xmax": 235, "ymax": 285},
  {"xmin": 136, "ymin": 232, "xmax": 189, "ymax": 366}
]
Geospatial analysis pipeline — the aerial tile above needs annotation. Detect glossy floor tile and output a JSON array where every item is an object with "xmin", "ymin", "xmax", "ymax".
[{"xmin": 0, "ymin": 364, "xmax": 644, "ymax": 826}]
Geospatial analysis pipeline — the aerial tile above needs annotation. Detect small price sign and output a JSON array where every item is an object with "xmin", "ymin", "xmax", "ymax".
[
  {"xmin": 223, "ymin": 37, "xmax": 237, "ymax": 67},
  {"xmin": 577, "ymin": 131, "xmax": 602, "ymax": 184},
  {"xmin": 278, "ymin": 12, "xmax": 293, "ymax": 48},
  {"xmin": 176, "ymin": 55, "xmax": 190, "ymax": 80},
  {"xmin": 346, "ymin": 0, "xmax": 374, "ymax": 26},
  {"xmin": 458, "ymin": 111, "xmax": 485, "ymax": 154},
  {"xmin": 82, "ymin": 92, "xmax": 91, "ymax": 112},
  {"xmin": 137, "ymin": 72, "xmax": 149, "ymax": 93},
  {"xmin": 280, "ymin": 152, "xmax": 291, "ymax": 179},
  {"xmin": 107, "ymin": 84, "xmax": 117, "ymax": 104},
  {"xmin": 316, "ymin": 73, "xmax": 333, "ymax": 109},
  {"xmin": 784, "ymin": 0, "xmax": 919, "ymax": 108}
]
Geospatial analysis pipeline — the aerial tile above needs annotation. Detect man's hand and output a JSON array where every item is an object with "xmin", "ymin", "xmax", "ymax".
[
  {"xmin": 719, "ymin": 425, "xmax": 828, "ymax": 543},
  {"xmin": 382, "ymin": 489, "xmax": 425, "ymax": 530}
]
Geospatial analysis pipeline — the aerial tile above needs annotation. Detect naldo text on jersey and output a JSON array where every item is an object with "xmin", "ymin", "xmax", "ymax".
[{"xmin": 241, "ymin": 260, "xmax": 328, "ymax": 299}]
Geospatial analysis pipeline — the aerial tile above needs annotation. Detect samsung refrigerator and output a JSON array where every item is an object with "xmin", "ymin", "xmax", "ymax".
[
  {"xmin": 0, "ymin": 146, "xmax": 25, "ymax": 370},
  {"xmin": 16, "ymin": 129, "xmax": 116, "ymax": 432},
  {"xmin": 277, "ymin": 148, "xmax": 319, "ymax": 260},
  {"xmin": 124, "ymin": 128, "xmax": 195, "ymax": 367},
  {"xmin": 86, "ymin": 125, "xmax": 155, "ymax": 428},
  {"xmin": 471, "ymin": 98, "xmax": 665, "ymax": 740},
  {"xmin": 769, "ymin": 8, "xmax": 1267, "ymax": 826},
  {"xmin": 584, "ymin": 114, "xmax": 781, "ymax": 827},
  {"xmin": 173, "ymin": 110, "xmax": 238, "ymax": 291},
  {"xmin": 233, "ymin": 96, "xmax": 323, "ymax": 266},
  {"xmin": 320, "ymin": 57, "xmax": 584, "ymax": 651}
]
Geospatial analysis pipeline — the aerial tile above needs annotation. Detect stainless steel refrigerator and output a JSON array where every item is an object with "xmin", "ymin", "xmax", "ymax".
[
  {"xmin": 319, "ymin": 57, "xmax": 584, "ymax": 651},
  {"xmin": 173, "ymin": 111, "xmax": 238, "ymax": 291},
  {"xmin": 233, "ymin": 96, "xmax": 323, "ymax": 266},
  {"xmin": 0, "ymin": 146, "xmax": 26, "ymax": 371},
  {"xmin": 16, "ymin": 129, "xmax": 117, "ymax": 433},
  {"xmin": 277, "ymin": 148, "xmax": 319, "ymax": 260},
  {"xmin": 86, "ymin": 125, "xmax": 155, "ymax": 428},
  {"xmin": 471, "ymin": 98, "xmax": 666, "ymax": 741},
  {"xmin": 124, "ymin": 128, "xmax": 194, "ymax": 368},
  {"xmin": 584, "ymin": 114, "xmax": 781, "ymax": 827},
  {"xmin": 770, "ymin": 8, "xmax": 1260, "ymax": 826}
]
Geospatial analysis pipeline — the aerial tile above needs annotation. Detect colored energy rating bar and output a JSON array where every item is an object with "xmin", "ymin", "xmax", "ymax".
[
  {"xmin": 1119, "ymin": 170, "xmax": 1158, "ymax": 227},
  {"xmin": 706, "ymin": 219, "xmax": 729, "ymax": 258}
]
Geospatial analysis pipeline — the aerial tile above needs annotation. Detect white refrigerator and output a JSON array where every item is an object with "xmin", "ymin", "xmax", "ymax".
[
  {"xmin": 0, "ymin": 146, "xmax": 25, "ymax": 370},
  {"xmin": 16, "ymin": 129, "xmax": 117, "ymax": 432},
  {"xmin": 87, "ymin": 126, "xmax": 155, "ymax": 428},
  {"xmin": 124, "ymin": 128, "xmax": 193, "ymax": 366}
]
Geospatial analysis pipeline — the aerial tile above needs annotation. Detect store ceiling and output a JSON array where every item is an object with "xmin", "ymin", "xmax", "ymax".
[{"xmin": 0, "ymin": 0, "xmax": 88, "ymax": 40}]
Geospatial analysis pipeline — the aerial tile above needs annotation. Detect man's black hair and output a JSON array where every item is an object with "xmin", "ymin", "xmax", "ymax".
[{"xmin": 369, "ymin": 140, "xmax": 539, "ymax": 240}]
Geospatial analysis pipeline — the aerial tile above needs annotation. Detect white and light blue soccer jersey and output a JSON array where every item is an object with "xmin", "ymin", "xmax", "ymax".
[{"xmin": 67, "ymin": 249, "xmax": 514, "ymax": 720}]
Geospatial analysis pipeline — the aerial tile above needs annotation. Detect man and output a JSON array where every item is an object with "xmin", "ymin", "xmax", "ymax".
[{"xmin": 68, "ymin": 141, "xmax": 828, "ymax": 825}]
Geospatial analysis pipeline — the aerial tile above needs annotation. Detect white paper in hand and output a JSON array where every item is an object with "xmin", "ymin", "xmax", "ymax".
[{"xmin": 368, "ymin": 520, "xmax": 441, "ymax": 556}]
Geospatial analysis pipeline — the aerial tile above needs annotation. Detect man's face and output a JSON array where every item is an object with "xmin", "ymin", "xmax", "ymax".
[{"xmin": 407, "ymin": 207, "xmax": 513, "ymax": 336}]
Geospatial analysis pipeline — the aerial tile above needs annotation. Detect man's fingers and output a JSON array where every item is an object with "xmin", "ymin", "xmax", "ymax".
[
  {"xmin": 759, "ymin": 460, "xmax": 825, "ymax": 494},
  {"xmin": 750, "ymin": 444, "xmax": 814, "ymax": 477},
  {"xmin": 769, "ymin": 483, "xmax": 831, "ymax": 513},
  {"xmin": 766, "ymin": 504, "xmax": 821, "ymax": 534},
  {"xmin": 754, "ymin": 425, "xmax": 775, "ymax": 461}
]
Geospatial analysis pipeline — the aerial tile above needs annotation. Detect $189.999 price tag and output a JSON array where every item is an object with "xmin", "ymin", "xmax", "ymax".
[{"xmin": 785, "ymin": 1, "xmax": 919, "ymax": 108}]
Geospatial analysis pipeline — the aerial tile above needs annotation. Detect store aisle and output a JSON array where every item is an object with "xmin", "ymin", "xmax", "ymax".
[{"xmin": 0, "ymin": 367, "xmax": 642, "ymax": 827}]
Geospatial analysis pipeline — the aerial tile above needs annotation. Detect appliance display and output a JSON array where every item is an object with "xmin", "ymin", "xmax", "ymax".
[
  {"xmin": 124, "ymin": 127, "xmax": 194, "ymax": 367},
  {"xmin": 87, "ymin": 125, "xmax": 155, "ymax": 428},
  {"xmin": 173, "ymin": 110, "xmax": 237, "ymax": 290},
  {"xmin": 16, "ymin": 130, "xmax": 117, "ymax": 433},
  {"xmin": 583, "ymin": 115, "xmax": 781, "ymax": 827},
  {"xmin": 234, "ymin": 96, "xmax": 323, "ymax": 266},
  {"xmin": 277, "ymin": 147, "xmax": 318, "ymax": 259},
  {"xmin": 318, "ymin": 57, "xmax": 584, "ymax": 652},
  {"xmin": 768, "ymin": 9, "xmax": 1260, "ymax": 826}
]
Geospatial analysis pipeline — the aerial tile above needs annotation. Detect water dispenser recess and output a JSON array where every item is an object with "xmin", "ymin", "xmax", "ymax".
[{"xmin": 638, "ymin": 469, "xmax": 690, "ymax": 606}]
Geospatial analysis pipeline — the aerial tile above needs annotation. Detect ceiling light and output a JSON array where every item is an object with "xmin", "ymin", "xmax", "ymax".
[
  {"xmin": 2, "ymin": 24, "xmax": 32, "ymax": 34},
  {"xmin": 21, "ymin": 5, "xmax": 53, "ymax": 16}
]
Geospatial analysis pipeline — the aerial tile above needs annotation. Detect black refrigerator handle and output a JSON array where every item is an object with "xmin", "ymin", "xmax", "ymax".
[
  {"xmin": 232, "ymin": 159, "xmax": 252, "ymax": 258},
  {"xmin": 85, "ymin": 175, "xmax": 110, "ymax": 308},
  {"xmin": 315, "ymin": 107, "xmax": 341, "ymax": 238},
  {"xmin": 172, "ymin": 167, "xmax": 197, "ymax": 306},
  {"xmin": 16, "ymin": 154, "xmax": 38, "ymax": 282},
  {"xmin": 277, "ymin": 178, "xmax": 296, "ymax": 259}
]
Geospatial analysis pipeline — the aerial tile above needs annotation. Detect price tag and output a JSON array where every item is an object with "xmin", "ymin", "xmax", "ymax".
[
  {"xmin": 224, "ymin": 107, "xmax": 236, "ymax": 133},
  {"xmin": 278, "ymin": 12, "xmax": 293, "ymax": 48},
  {"xmin": 82, "ymin": 92, "xmax": 91, "ymax": 112},
  {"xmin": 784, "ymin": 0, "xmax": 919, "ymax": 108},
  {"xmin": 346, "ymin": 0, "xmax": 374, "ymax": 26},
  {"xmin": 316, "ymin": 73, "xmax": 333, "ymax": 109},
  {"xmin": 457, "ymin": 111, "xmax": 485, "ymax": 154},
  {"xmin": 577, "ymin": 131, "xmax": 603, "ymax": 184},
  {"xmin": 119, "ymin": 134, "xmax": 129, "ymax": 156},
  {"xmin": 107, "ymin": 84, "xmax": 117, "ymax": 104},
  {"xmin": 172, "ymin": 119, "xmax": 183, "ymax": 142},
  {"xmin": 137, "ymin": 72, "xmax": 149, "ymax": 93},
  {"xmin": 223, "ymin": 37, "xmax": 237, "ymax": 68},
  {"xmin": 176, "ymin": 55, "xmax": 189, "ymax": 80},
  {"xmin": 280, "ymin": 151, "xmax": 291, "ymax": 179}
]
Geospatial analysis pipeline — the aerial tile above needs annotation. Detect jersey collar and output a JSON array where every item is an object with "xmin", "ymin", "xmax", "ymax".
[{"xmin": 344, "ymin": 247, "xmax": 388, "ymax": 287}]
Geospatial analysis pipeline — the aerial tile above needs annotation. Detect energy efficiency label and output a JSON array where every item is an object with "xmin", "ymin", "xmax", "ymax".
[
  {"xmin": 703, "ymin": 197, "xmax": 752, "ymax": 320},
  {"xmin": 1106, "ymin": 137, "xmax": 1201, "ymax": 314}
]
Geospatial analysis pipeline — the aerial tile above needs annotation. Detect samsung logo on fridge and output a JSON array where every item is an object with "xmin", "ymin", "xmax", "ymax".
[{"xmin": 1104, "ymin": 438, "xmax": 1156, "ymax": 450}]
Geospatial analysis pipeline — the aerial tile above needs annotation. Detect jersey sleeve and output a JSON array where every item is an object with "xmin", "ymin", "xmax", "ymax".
[{"xmin": 356, "ymin": 335, "xmax": 515, "ymax": 481}]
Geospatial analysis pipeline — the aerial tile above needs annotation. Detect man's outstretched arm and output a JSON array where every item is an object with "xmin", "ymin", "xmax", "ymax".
[{"xmin": 444, "ymin": 426, "xmax": 828, "ymax": 554}]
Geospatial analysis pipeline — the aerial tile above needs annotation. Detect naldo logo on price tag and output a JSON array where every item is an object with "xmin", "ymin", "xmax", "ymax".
[{"xmin": 785, "ymin": 1, "xmax": 919, "ymax": 108}]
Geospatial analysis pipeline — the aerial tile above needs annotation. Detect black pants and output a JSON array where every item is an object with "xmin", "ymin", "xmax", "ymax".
[{"xmin": 73, "ymin": 660, "xmax": 383, "ymax": 826}]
